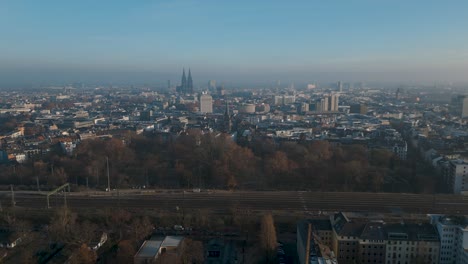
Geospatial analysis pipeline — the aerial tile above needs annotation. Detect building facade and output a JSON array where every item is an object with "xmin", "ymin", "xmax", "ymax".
[
  {"xmin": 199, "ymin": 94, "xmax": 213, "ymax": 113},
  {"xmin": 297, "ymin": 219, "xmax": 337, "ymax": 264},
  {"xmin": 451, "ymin": 95, "xmax": 468, "ymax": 118},
  {"xmin": 449, "ymin": 160, "xmax": 468, "ymax": 194},
  {"xmin": 330, "ymin": 213, "xmax": 440, "ymax": 264}
]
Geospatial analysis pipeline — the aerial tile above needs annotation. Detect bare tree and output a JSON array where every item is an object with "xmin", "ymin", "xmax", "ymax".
[
  {"xmin": 107, "ymin": 209, "xmax": 131, "ymax": 240},
  {"xmin": 116, "ymin": 240, "xmax": 135, "ymax": 264},
  {"xmin": 129, "ymin": 216, "xmax": 153, "ymax": 242},
  {"xmin": 259, "ymin": 213, "xmax": 277, "ymax": 263},
  {"xmin": 180, "ymin": 238, "xmax": 204, "ymax": 264},
  {"xmin": 48, "ymin": 207, "xmax": 77, "ymax": 242},
  {"xmin": 70, "ymin": 244, "xmax": 97, "ymax": 264},
  {"xmin": 74, "ymin": 220, "xmax": 98, "ymax": 245}
]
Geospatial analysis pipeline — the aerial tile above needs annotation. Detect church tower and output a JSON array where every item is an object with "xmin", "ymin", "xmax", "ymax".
[
  {"xmin": 187, "ymin": 68, "xmax": 193, "ymax": 94},
  {"xmin": 181, "ymin": 68, "xmax": 187, "ymax": 93}
]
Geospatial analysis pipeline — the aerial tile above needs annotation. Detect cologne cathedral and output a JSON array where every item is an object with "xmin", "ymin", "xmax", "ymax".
[{"xmin": 176, "ymin": 68, "xmax": 193, "ymax": 94}]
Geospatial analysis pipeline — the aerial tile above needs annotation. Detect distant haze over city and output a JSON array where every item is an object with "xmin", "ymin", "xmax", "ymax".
[{"xmin": 1, "ymin": 1, "xmax": 468, "ymax": 87}]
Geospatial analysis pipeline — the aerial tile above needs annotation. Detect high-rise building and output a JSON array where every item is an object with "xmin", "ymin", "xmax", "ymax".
[
  {"xmin": 451, "ymin": 95, "xmax": 468, "ymax": 118},
  {"xmin": 330, "ymin": 93, "xmax": 339, "ymax": 111},
  {"xmin": 350, "ymin": 103, "xmax": 368, "ymax": 115},
  {"xmin": 223, "ymin": 101, "xmax": 232, "ymax": 132},
  {"xmin": 300, "ymin": 103, "xmax": 309, "ymax": 113},
  {"xmin": 429, "ymin": 214, "xmax": 468, "ymax": 264},
  {"xmin": 140, "ymin": 110, "xmax": 153, "ymax": 121},
  {"xmin": 449, "ymin": 159, "xmax": 468, "ymax": 194},
  {"xmin": 216, "ymin": 85, "xmax": 225, "ymax": 96},
  {"xmin": 337, "ymin": 81, "xmax": 343, "ymax": 92},
  {"xmin": 208, "ymin": 80, "xmax": 216, "ymax": 90},
  {"xmin": 321, "ymin": 98, "xmax": 328, "ymax": 112},
  {"xmin": 199, "ymin": 94, "xmax": 213, "ymax": 113},
  {"xmin": 330, "ymin": 95, "xmax": 336, "ymax": 112}
]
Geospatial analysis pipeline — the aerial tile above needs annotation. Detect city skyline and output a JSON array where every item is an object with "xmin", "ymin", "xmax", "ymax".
[{"xmin": 1, "ymin": 1, "xmax": 468, "ymax": 86}]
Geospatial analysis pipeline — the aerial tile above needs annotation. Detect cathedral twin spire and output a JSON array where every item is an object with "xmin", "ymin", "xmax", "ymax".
[{"xmin": 178, "ymin": 68, "xmax": 193, "ymax": 94}]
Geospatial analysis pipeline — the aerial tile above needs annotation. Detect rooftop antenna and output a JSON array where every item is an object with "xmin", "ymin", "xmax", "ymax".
[{"xmin": 10, "ymin": 185, "xmax": 15, "ymax": 207}]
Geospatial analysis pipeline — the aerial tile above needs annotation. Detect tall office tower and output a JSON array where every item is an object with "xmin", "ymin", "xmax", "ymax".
[
  {"xmin": 329, "ymin": 95, "xmax": 335, "ymax": 111},
  {"xmin": 337, "ymin": 81, "xmax": 343, "ymax": 92},
  {"xmin": 223, "ymin": 101, "xmax": 232, "ymax": 132},
  {"xmin": 208, "ymin": 80, "xmax": 216, "ymax": 90},
  {"xmin": 167, "ymin": 80, "xmax": 171, "ymax": 90},
  {"xmin": 350, "ymin": 104, "xmax": 368, "ymax": 114},
  {"xmin": 330, "ymin": 93, "xmax": 339, "ymax": 111},
  {"xmin": 357, "ymin": 82, "xmax": 364, "ymax": 89},
  {"xmin": 187, "ymin": 69, "xmax": 194, "ymax": 94},
  {"xmin": 451, "ymin": 95, "xmax": 468, "ymax": 118},
  {"xmin": 313, "ymin": 102, "xmax": 319, "ymax": 112},
  {"xmin": 321, "ymin": 98, "xmax": 328, "ymax": 112},
  {"xmin": 216, "ymin": 85, "xmax": 225, "ymax": 96},
  {"xmin": 199, "ymin": 94, "xmax": 213, "ymax": 113},
  {"xmin": 276, "ymin": 80, "xmax": 281, "ymax": 88}
]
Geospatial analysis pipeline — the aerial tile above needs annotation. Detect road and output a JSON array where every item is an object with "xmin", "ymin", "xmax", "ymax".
[{"xmin": 4, "ymin": 191, "xmax": 468, "ymax": 215}]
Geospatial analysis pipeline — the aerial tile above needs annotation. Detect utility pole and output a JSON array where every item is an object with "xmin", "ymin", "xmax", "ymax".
[
  {"xmin": 36, "ymin": 176, "xmax": 40, "ymax": 192},
  {"xmin": 106, "ymin": 156, "xmax": 110, "ymax": 192},
  {"xmin": 145, "ymin": 168, "xmax": 148, "ymax": 188},
  {"xmin": 64, "ymin": 190, "xmax": 67, "ymax": 209},
  {"xmin": 96, "ymin": 167, "xmax": 99, "ymax": 187},
  {"xmin": 117, "ymin": 190, "xmax": 120, "ymax": 208},
  {"xmin": 10, "ymin": 185, "xmax": 15, "ymax": 207}
]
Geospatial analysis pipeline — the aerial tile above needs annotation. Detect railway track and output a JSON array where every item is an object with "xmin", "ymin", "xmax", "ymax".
[{"xmin": 4, "ymin": 191, "xmax": 468, "ymax": 215}]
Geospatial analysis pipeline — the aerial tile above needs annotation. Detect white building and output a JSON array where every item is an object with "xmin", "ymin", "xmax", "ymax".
[
  {"xmin": 451, "ymin": 95, "xmax": 468, "ymax": 118},
  {"xmin": 283, "ymin": 95, "xmax": 296, "ymax": 104},
  {"xmin": 134, "ymin": 236, "xmax": 184, "ymax": 264},
  {"xmin": 199, "ymin": 94, "xmax": 213, "ymax": 113},
  {"xmin": 330, "ymin": 94, "xmax": 339, "ymax": 112},
  {"xmin": 458, "ymin": 225, "xmax": 468, "ymax": 264},
  {"xmin": 274, "ymin": 95, "xmax": 296, "ymax": 105},
  {"xmin": 449, "ymin": 160, "xmax": 468, "ymax": 194},
  {"xmin": 430, "ymin": 214, "xmax": 468, "ymax": 264},
  {"xmin": 430, "ymin": 215, "xmax": 461, "ymax": 264}
]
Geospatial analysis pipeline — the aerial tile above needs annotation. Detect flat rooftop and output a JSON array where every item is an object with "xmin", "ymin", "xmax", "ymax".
[
  {"xmin": 135, "ymin": 240, "xmax": 163, "ymax": 258},
  {"xmin": 162, "ymin": 236, "xmax": 183, "ymax": 247}
]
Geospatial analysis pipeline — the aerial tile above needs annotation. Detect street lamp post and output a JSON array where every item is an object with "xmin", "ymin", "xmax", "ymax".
[{"xmin": 106, "ymin": 156, "xmax": 110, "ymax": 192}]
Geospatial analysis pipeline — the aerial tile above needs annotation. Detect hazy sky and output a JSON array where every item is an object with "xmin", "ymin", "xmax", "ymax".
[{"xmin": 1, "ymin": 0, "xmax": 468, "ymax": 86}]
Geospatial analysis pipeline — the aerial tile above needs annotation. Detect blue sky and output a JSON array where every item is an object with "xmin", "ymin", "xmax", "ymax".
[{"xmin": 1, "ymin": 0, "xmax": 468, "ymax": 85}]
